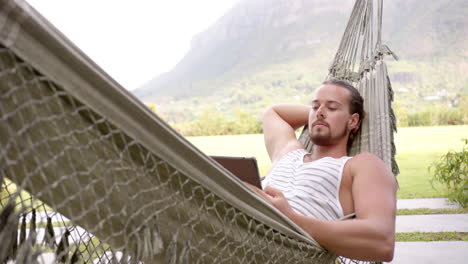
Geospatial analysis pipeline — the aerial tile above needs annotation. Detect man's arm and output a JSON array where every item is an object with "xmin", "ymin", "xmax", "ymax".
[
  {"xmin": 257, "ymin": 153, "xmax": 397, "ymax": 262},
  {"xmin": 262, "ymin": 104, "xmax": 310, "ymax": 162}
]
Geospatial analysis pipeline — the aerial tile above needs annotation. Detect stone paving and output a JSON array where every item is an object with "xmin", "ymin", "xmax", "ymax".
[
  {"xmin": 391, "ymin": 241, "xmax": 468, "ymax": 264},
  {"xmin": 387, "ymin": 198, "xmax": 468, "ymax": 264},
  {"xmin": 396, "ymin": 214, "xmax": 468, "ymax": 232},
  {"xmin": 397, "ymin": 198, "xmax": 461, "ymax": 210}
]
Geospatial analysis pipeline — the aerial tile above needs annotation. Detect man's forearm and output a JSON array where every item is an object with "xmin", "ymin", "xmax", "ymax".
[
  {"xmin": 286, "ymin": 211, "xmax": 395, "ymax": 262},
  {"xmin": 258, "ymin": 185, "xmax": 394, "ymax": 261},
  {"xmin": 264, "ymin": 104, "xmax": 310, "ymax": 130}
]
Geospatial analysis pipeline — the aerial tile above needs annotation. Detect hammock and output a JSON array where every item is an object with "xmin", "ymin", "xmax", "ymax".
[
  {"xmin": 299, "ymin": 0, "xmax": 399, "ymax": 176},
  {"xmin": 0, "ymin": 0, "xmax": 396, "ymax": 263}
]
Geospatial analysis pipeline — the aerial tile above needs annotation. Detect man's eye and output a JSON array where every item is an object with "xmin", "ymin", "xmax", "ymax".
[
  {"xmin": 329, "ymin": 107, "xmax": 337, "ymax": 111},
  {"xmin": 312, "ymin": 106, "xmax": 319, "ymax": 110}
]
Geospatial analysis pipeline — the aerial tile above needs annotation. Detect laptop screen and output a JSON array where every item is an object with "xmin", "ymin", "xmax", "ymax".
[{"xmin": 211, "ymin": 156, "xmax": 262, "ymax": 190}]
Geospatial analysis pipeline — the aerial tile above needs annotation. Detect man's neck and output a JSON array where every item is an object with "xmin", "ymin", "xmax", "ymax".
[{"xmin": 305, "ymin": 144, "xmax": 348, "ymax": 162}]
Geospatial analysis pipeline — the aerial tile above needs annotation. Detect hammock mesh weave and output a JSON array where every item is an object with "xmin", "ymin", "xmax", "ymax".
[
  {"xmin": 0, "ymin": 0, "xmax": 393, "ymax": 263},
  {"xmin": 0, "ymin": 43, "xmax": 336, "ymax": 264}
]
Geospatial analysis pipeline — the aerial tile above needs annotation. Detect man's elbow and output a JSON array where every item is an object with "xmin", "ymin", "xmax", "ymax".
[
  {"xmin": 377, "ymin": 234, "xmax": 395, "ymax": 262},
  {"xmin": 381, "ymin": 244, "xmax": 394, "ymax": 262},
  {"xmin": 262, "ymin": 105, "xmax": 276, "ymax": 123},
  {"xmin": 262, "ymin": 105, "xmax": 273, "ymax": 117}
]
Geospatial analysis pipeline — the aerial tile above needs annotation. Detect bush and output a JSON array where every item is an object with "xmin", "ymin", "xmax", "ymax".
[
  {"xmin": 407, "ymin": 110, "xmax": 432, "ymax": 126},
  {"xmin": 403, "ymin": 106, "xmax": 466, "ymax": 127},
  {"xmin": 171, "ymin": 108, "xmax": 263, "ymax": 136},
  {"xmin": 430, "ymin": 139, "xmax": 468, "ymax": 208},
  {"xmin": 393, "ymin": 103, "xmax": 409, "ymax": 127}
]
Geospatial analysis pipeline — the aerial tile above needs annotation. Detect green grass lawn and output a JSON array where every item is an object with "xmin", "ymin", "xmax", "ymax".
[
  {"xmin": 187, "ymin": 125, "xmax": 468, "ymax": 199},
  {"xmin": 396, "ymin": 232, "xmax": 468, "ymax": 242},
  {"xmin": 394, "ymin": 125, "xmax": 467, "ymax": 198}
]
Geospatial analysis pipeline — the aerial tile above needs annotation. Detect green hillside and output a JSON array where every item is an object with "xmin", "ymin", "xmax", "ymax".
[{"xmin": 133, "ymin": 0, "xmax": 468, "ymax": 125}]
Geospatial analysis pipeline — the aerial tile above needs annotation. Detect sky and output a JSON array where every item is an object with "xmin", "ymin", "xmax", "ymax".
[{"xmin": 27, "ymin": 0, "xmax": 240, "ymax": 91}]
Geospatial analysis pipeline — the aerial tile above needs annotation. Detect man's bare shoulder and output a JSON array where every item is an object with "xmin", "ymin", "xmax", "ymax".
[
  {"xmin": 349, "ymin": 152, "xmax": 384, "ymax": 164},
  {"xmin": 347, "ymin": 152, "xmax": 394, "ymax": 179},
  {"xmin": 346, "ymin": 152, "xmax": 397, "ymax": 218}
]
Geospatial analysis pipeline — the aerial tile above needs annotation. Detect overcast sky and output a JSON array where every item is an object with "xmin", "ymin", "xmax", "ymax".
[{"xmin": 27, "ymin": 0, "xmax": 239, "ymax": 91}]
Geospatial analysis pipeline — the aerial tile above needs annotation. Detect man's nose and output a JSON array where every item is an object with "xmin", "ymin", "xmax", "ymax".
[{"xmin": 316, "ymin": 106, "xmax": 325, "ymax": 119}]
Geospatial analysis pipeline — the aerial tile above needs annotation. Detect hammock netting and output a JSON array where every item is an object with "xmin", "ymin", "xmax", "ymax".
[{"xmin": 0, "ymin": 0, "xmax": 396, "ymax": 263}]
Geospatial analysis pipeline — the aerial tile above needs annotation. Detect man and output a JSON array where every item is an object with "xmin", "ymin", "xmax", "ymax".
[{"xmin": 252, "ymin": 79, "xmax": 397, "ymax": 262}]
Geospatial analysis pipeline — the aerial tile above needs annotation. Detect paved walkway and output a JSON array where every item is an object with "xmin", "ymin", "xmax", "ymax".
[
  {"xmin": 386, "ymin": 198, "xmax": 467, "ymax": 264},
  {"xmin": 22, "ymin": 225, "xmax": 90, "ymax": 244},
  {"xmin": 397, "ymin": 198, "xmax": 461, "ymax": 209},
  {"xmin": 396, "ymin": 214, "xmax": 468, "ymax": 232},
  {"xmin": 389, "ymin": 241, "xmax": 468, "ymax": 264}
]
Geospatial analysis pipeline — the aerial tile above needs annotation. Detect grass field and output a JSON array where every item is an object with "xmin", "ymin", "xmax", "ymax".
[{"xmin": 187, "ymin": 125, "xmax": 468, "ymax": 199}]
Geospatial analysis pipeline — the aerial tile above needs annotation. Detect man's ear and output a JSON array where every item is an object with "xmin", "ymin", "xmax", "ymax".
[{"xmin": 348, "ymin": 113, "xmax": 360, "ymax": 132}]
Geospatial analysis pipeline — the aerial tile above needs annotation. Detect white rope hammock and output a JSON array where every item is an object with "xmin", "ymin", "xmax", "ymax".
[{"xmin": 300, "ymin": 0, "xmax": 399, "ymax": 176}]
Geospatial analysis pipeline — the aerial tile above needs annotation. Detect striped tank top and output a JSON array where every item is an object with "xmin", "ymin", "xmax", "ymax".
[{"xmin": 262, "ymin": 149, "xmax": 351, "ymax": 220}]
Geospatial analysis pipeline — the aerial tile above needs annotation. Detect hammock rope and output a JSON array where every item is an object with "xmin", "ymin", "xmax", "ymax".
[
  {"xmin": 300, "ymin": 0, "xmax": 399, "ymax": 176},
  {"xmin": 0, "ymin": 0, "xmax": 395, "ymax": 263}
]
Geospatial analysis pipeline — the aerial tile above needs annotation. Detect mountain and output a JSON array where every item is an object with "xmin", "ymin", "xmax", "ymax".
[
  {"xmin": 382, "ymin": 0, "xmax": 468, "ymax": 59},
  {"xmin": 133, "ymin": 0, "xmax": 468, "ymax": 122},
  {"xmin": 134, "ymin": 0, "xmax": 355, "ymax": 99}
]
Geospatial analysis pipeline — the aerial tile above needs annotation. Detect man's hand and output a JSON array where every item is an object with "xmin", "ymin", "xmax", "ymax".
[
  {"xmin": 245, "ymin": 182, "xmax": 295, "ymax": 217},
  {"xmin": 262, "ymin": 186, "xmax": 295, "ymax": 217}
]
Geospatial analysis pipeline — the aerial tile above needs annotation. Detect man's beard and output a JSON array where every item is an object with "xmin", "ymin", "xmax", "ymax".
[
  {"xmin": 310, "ymin": 132, "xmax": 331, "ymax": 145},
  {"xmin": 309, "ymin": 125, "xmax": 348, "ymax": 146}
]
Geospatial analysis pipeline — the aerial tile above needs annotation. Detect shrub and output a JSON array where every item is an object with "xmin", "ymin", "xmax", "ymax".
[
  {"xmin": 433, "ymin": 107, "xmax": 464, "ymax": 125},
  {"xmin": 393, "ymin": 103, "xmax": 409, "ymax": 127},
  {"xmin": 407, "ymin": 110, "xmax": 431, "ymax": 126},
  {"xmin": 404, "ymin": 106, "xmax": 465, "ymax": 127},
  {"xmin": 430, "ymin": 139, "xmax": 468, "ymax": 208},
  {"xmin": 171, "ymin": 108, "xmax": 263, "ymax": 136}
]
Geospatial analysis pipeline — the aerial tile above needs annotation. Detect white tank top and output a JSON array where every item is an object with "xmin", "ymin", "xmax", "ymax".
[{"xmin": 262, "ymin": 149, "xmax": 351, "ymax": 220}]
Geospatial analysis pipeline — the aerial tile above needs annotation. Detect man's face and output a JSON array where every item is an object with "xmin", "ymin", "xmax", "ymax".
[{"xmin": 308, "ymin": 84, "xmax": 354, "ymax": 146}]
